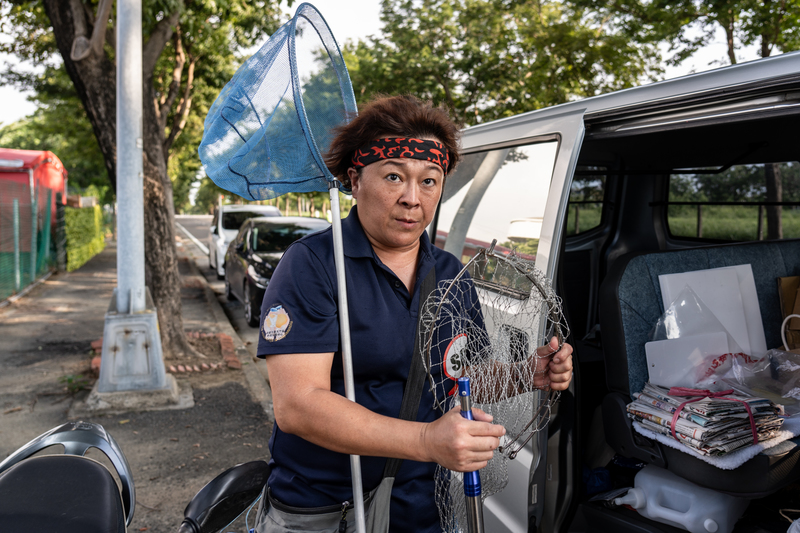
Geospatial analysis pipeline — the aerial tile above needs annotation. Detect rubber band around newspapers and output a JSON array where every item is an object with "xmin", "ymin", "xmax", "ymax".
[{"xmin": 668, "ymin": 387, "xmax": 758, "ymax": 445}]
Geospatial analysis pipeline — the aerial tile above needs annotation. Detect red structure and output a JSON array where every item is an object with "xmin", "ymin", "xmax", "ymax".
[
  {"xmin": 0, "ymin": 148, "xmax": 68, "ymax": 223},
  {"xmin": 435, "ymin": 230, "xmax": 536, "ymax": 262}
]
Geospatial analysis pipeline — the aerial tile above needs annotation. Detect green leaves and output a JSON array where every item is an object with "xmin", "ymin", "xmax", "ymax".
[
  {"xmin": 571, "ymin": 0, "xmax": 800, "ymax": 64},
  {"xmin": 0, "ymin": 65, "xmax": 110, "ymax": 199},
  {"xmin": 0, "ymin": 1, "xmax": 57, "ymax": 64},
  {"xmin": 346, "ymin": 0, "xmax": 661, "ymax": 125},
  {"xmin": 346, "ymin": 0, "xmax": 799, "ymax": 128},
  {"xmin": 0, "ymin": 0, "xmax": 285, "ymax": 211},
  {"xmin": 64, "ymin": 205, "xmax": 105, "ymax": 272}
]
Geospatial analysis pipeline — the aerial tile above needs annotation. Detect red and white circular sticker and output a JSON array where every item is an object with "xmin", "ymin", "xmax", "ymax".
[{"xmin": 443, "ymin": 333, "xmax": 468, "ymax": 381}]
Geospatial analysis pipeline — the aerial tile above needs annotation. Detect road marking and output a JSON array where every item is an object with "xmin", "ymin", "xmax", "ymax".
[{"xmin": 176, "ymin": 222, "xmax": 209, "ymax": 255}]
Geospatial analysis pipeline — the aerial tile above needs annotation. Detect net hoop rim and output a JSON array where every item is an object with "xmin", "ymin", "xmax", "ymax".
[
  {"xmin": 423, "ymin": 244, "xmax": 566, "ymax": 379},
  {"xmin": 288, "ymin": 3, "xmax": 358, "ymax": 184},
  {"xmin": 421, "ymin": 242, "xmax": 566, "ymax": 457}
]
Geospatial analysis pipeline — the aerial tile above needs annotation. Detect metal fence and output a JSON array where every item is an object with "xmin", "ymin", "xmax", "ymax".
[{"xmin": 0, "ymin": 180, "xmax": 54, "ymax": 302}]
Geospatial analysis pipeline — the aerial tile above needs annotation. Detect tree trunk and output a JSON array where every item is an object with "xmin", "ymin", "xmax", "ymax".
[
  {"xmin": 697, "ymin": 204, "xmax": 703, "ymax": 238},
  {"xmin": 43, "ymin": 0, "xmax": 196, "ymax": 357},
  {"xmin": 757, "ymin": 204, "xmax": 764, "ymax": 240},
  {"xmin": 42, "ymin": 1, "xmax": 117, "ymax": 188},
  {"xmin": 724, "ymin": 15, "xmax": 737, "ymax": 64},
  {"xmin": 760, "ymin": 24, "xmax": 782, "ymax": 241},
  {"xmin": 766, "ymin": 163, "xmax": 783, "ymax": 240}
]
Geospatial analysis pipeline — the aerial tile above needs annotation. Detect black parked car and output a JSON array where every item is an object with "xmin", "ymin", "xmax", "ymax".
[{"xmin": 224, "ymin": 216, "xmax": 330, "ymax": 326}]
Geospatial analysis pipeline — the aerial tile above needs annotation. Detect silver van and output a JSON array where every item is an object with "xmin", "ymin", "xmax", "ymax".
[{"xmin": 432, "ymin": 51, "xmax": 800, "ymax": 532}]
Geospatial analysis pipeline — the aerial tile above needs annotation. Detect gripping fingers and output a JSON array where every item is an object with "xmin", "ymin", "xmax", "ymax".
[
  {"xmin": 458, "ymin": 436, "xmax": 500, "ymax": 472},
  {"xmin": 547, "ymin": 342, "xmax": 573, "ymax": 391},
  {"xmin": 428, "ymin": 408, "xmax": 504, "ymax": 472}
]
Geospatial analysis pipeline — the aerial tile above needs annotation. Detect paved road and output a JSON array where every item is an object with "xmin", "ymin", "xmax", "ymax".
[{"xmin": 175, "ymin": 215, "xmax": 261, "ymax": 358}]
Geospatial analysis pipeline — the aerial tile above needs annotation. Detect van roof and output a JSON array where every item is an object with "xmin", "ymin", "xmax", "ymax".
[{"xmin": 461, "ymin": 51, "xmax": 800, "ymax": 149}]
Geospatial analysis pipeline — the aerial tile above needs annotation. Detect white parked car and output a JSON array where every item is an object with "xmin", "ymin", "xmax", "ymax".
[{"xmin": 208, "ymin": 204, "xmax": 280, "ymax": 279}]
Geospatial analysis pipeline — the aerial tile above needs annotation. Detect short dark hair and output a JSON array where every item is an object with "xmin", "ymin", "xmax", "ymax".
[{"xmin": 325, "ymin": 95, "xmax": 462, "ymax": 188}]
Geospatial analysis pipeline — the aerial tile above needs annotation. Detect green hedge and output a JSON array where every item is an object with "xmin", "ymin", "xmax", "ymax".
[{"xmin": 65, "ymin": 205, "xmax": 105, "ymax": 272}]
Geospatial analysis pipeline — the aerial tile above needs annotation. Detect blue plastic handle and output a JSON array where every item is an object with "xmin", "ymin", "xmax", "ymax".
[{"xmin": 458, "ymin": 377, "xmax": 482, "ymax": 498}]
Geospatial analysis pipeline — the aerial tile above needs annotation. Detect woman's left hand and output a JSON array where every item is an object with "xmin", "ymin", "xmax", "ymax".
[{"xmin": 535, "ymin": 337, "xmax": 573, "ymax": 391}]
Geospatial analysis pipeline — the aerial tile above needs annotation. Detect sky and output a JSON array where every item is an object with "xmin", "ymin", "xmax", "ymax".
[{"xmin": 0, "ymin": 1, "xmax": 762, "ymax": 127}]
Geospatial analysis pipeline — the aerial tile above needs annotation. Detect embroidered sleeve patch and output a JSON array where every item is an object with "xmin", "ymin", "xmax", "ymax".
[{"xmin": 262, "ymin": 304, "xmax": 292, "ymax": 342}]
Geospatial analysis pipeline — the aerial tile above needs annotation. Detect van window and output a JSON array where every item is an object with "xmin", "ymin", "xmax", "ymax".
[
  {"xmin": 566, "ymin": 168, "xmax": 605, "ymax": 236},
  {"xmin": 435, "ymin": 142, "xmax": 558, "ymax": 264},
  {"xmin": 667, "ymin": 162, "xmax": 800, "ymax": 241}
]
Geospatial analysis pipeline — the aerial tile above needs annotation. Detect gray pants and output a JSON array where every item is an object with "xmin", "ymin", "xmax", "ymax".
[{"xmin": 253, "ymin": 480, "xmax": 393, "ymax": 533}]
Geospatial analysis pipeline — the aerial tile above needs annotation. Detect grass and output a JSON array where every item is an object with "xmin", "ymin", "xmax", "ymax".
[
  {"xmin": 563, "ymin": 204, "xmax": 800, "ymax": 241},
  {"xmin": 59, "ymin": 374, "xmax": 92, "ymax": 394},
  {"xmin": 566, "ymin": 203, "xmax": 602, "ymax": 236},
  {"xmin": 668, "ymin": 206, "xmax": 800, "ymax": 241}
]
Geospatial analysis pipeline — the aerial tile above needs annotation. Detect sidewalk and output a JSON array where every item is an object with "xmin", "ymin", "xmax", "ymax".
[{"xmin": 0, "ymin": 241, "xmax": 274, "ymax": 532}]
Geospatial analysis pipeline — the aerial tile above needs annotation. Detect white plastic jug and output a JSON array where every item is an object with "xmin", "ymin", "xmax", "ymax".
[{"xmin": 613, "ymin": 465, "xmax": 749, "ymax": 533}]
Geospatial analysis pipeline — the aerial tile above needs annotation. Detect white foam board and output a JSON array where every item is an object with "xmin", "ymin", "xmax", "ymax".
[
  {"xmin": 729, "ymin": 264, "xmax": 767, "ymax": 357},
  {"xmin": 659, "ymin": 267, "xmax": 750, "ymax": 355},
  {"xmin": 659, "ymin": 265, "xmax": 767, "ymax": 357}
]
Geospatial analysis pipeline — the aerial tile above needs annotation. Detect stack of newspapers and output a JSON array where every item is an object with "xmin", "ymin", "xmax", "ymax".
[{"xmin": 627, "ymin": 382, "xmax": 784, "ymax": 456}]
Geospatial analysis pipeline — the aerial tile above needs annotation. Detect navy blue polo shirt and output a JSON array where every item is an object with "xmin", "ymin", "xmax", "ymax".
[{"xmin": 257, "ymin": 205, "xmax": 467, "ymax": 532}]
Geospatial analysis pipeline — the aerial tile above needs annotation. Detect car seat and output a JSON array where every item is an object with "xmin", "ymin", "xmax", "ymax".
[{"xmin": 599, "ymin": 238, "xmax": 800, "ymax": 497}]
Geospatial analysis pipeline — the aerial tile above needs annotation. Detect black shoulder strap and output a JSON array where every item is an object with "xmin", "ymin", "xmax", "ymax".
[{"xmin": 382, "ymin": 265, "xmax": 436, "ymax": 479}]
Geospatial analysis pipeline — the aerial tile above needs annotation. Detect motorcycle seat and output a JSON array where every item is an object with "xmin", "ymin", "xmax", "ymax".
[{"xmin": 0, "ymin": 454, "xmax": 126, "ymax": 533}]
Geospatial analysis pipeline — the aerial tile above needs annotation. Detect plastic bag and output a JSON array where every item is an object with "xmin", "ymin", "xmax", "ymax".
[
  {"xmin": 648, "ymin": 285, "xmax": 744, "ymax": 389},
  {"xmin": 721, "ymin": 348, "xmax": 800, "ymax": 416}
]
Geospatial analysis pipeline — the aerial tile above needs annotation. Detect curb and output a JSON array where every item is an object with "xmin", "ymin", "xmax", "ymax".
[{"xmin": 183, "ymin": 256, "xmax": 274, "ymax": 422}]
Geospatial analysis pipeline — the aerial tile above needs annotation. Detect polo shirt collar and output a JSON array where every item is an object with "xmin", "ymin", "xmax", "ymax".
[{"xmin": 342, "ymin": 204, "xmax": 435, "ymax": 264}]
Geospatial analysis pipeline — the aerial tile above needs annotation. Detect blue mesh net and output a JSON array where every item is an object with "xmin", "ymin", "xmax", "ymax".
[{"xmin": 199, "ymin": 3, "xmax": 357, "ymax": 200}]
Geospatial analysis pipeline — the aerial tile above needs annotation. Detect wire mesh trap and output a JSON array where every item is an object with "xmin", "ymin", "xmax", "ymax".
[{"xmin": 419, "ymin": 241, "xmax": 569, "ymax": 532}]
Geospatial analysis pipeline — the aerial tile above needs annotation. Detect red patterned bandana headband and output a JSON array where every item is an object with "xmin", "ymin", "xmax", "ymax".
[{"xmin": 351, "ymin": 137, "xmax": 449, "ymax": 174}]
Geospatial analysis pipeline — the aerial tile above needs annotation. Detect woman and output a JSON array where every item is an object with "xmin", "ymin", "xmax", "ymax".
[{"xmin": 255, "ymin": 95, "xmax": 573, "ymax": 532}]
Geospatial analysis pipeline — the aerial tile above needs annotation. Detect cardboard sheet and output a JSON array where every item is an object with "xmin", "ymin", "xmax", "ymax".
[
  {"xmin": 778, "ymin": 276, "xmax": 800, "ymax": 350},
  {"xmin": 777, "ymin": 276, "xmax": 800, "ymax": 319},
  {"xmin": 645, "ymin": 332, "xmax": 729, "ymax": 388},
  {"xmin": 660, "ymin": 265, "xmax": 767, "ymax": 357}
]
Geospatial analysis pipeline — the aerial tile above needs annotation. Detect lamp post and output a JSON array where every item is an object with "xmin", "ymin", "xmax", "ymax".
[{"xmin": 97, "ymin": 0, "xmax": 168, "ymax": 395}]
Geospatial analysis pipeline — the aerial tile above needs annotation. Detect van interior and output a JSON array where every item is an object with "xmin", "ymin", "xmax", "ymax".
[{"xmin": 559, "ymin": 94, "xmax": 800, "ymax": 532}]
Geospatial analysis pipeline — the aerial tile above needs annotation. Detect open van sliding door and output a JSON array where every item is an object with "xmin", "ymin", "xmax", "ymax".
[{"xmin": 431, "ymin": 109, "xmax": 585, "ymax": 532}]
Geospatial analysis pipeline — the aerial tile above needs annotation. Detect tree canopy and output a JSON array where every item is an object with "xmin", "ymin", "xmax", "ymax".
[
  {"xmin": 345, "ymin": 0, "xmax": 663, "ymax": 125},
  {"xmin": 0, "ymin": 0, "xmax": 285, "ymax": 208},
  {"xmin": 0, "ymin": 0, "xmax": 286, "ymax": 356},
  {"xmin": 0, "ymin": 65, "xmax": 110, "ymax": 201},
  {"xmin": 570, "ymin": 0, "xmax": 800, "ymax": 65}
]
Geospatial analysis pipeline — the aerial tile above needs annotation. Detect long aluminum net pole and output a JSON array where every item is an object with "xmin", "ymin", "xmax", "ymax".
[{"xmin": 328, "ymin": 182, "xmax": 366, "ymax": 532}]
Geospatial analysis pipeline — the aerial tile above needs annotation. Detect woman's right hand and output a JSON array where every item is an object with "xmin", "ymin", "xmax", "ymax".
[{"xmin": 421, "ymin": 407, "xmax": 505, "ymax": 472}]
